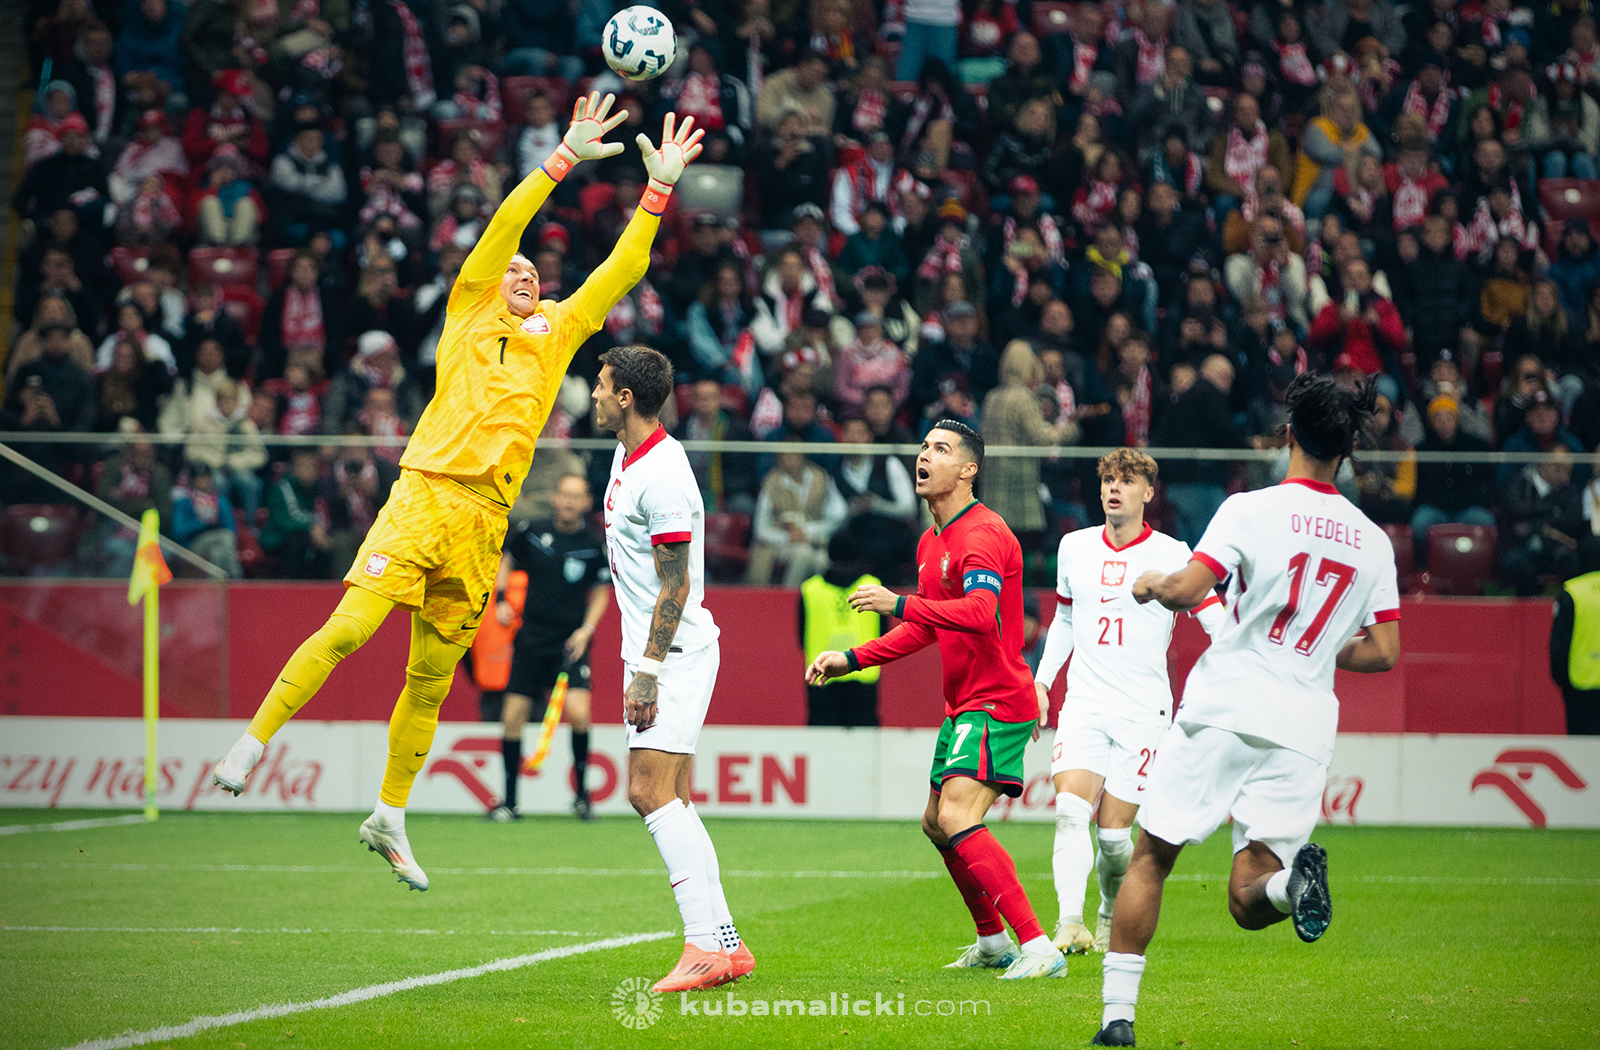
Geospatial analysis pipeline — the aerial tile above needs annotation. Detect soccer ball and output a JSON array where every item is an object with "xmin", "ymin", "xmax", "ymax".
[{"xmin": 603, "ymin": 6, "xmax": 677, "ymax": 82}]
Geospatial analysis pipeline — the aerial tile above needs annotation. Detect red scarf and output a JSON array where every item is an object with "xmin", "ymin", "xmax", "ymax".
[
  {"xmin": 1224, "ymin": 122, "xmax": 1269, "ymax": 196},
  {"xmin": 187, "ymin": 485, "xmax": 222, "ymax": 528},
  {"xmin": 1273, "ymin": 40, "xmax": 1317, "ymax": 85},
  {"xmin": 852, "ymin": 88, "xmax": 887, "ymax": 134},
  {"xmin": 281, "ymin": 286, "xmax": 325, "ymax": 349},
  {"xmin": 387, "ymin": 0, "xmax": 435, "ymax": 107},
  {"xmin": 1133, "ymin": 29, "xmax": 1165, "ymax": 85},
  {"xmin": 1072, "ymin": 179, "xmax": 1119, "ymax": 227},
  {"xmin": 1003, "ymin": 214, "xmax": 1065, "ymax": 265},
  {"xmin": 130, "ymin": 186, "xmax": 180, "ymax": 233},
  {"xmin": 1488, "ymin": 83, "xmax": 1525, "ymax": 131},
  {"xmin": 1070, "ymin": 38, "xmax": 1098, "ymax": 92},
  {"xmin": 115, "ymin": 463, "xmax": 151, "ymax": 501},
  {"xmin": 676, "ymin": 72, "xmax": 725, "ymax": 130},
  {"xmin": 279, "ymin": 389, "xmax": 320, "ymax": 435},
  {"xmin": 427, "ymin": 156, "xmax": 487, "ymax": 195},
  {"xmin": 1122, "ymin": 366, "xmax": 1151, "ymax": 445},
  {"xmin": 91, "ymin": 65, "xmax": 115, "ymax": 140},
  {"xmin": 917, "ymin": 234, "xmax": 969, "ymax": 283},
  {"xmin": 1258, "ymin": 258, "xmax": 1285, "ymax": 321},
  {"xmin": 453, "ymin": 70, "xmax": 500, "ymax": 121},
  {"xmin": 1402, "ymin": 81, "xmax": 1453, "ymax": 141},
  {"xmin": 845, "ymin": 156, "xmax": 894, "ymax": 219},
  {"xmin": 800, "ymin": 244, "xmax": 837, "ymax": 304},
  {"xmin": 1392, "ymin": 171, "xmax": 1431, "ymax": 229}
]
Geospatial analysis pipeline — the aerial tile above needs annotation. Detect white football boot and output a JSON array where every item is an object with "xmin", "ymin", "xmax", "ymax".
[
  {"xmin": 211, "ymin": 734, "xmax": 265, "ymax": 796},
  {"xmin": 359, "ymin": 812, "xmax": 429, "ymax": 891},
  {"xmin": 944, "ymin": 939, "xmax": 1020, "ymax": 969},
  {"xmin": 998, "ymin": 945, "xmax": 1069, "ymax": 979}
]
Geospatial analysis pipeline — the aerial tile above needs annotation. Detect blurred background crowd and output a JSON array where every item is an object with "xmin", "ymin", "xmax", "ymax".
[{"xmin": 6, "ymin": 0, "xmax": 1600, "ymax": 595}]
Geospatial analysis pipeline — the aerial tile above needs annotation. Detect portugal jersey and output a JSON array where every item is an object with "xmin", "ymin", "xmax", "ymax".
[
  {"xmin": 1040, "ymin": 522, "xmax": 1226, "ymax": 724},
  {"xmin": 1182, "ymin": 478, "xmax": 1401, "ymax": 764},
  {"xmin": 850, "ymin": 501, "xmax": 1036, "ymax": 723},
  {"xmin": 602, "ymin": 426, "xmax": 720, "ymax": 664}
]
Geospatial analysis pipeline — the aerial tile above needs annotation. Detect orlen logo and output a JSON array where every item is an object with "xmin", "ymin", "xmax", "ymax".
[
  {"xmin": 1469, "ymin": 749, "xmax": 1588, "ymax": 827},
  {"xmin": 427, "ymin": 736, "xmax": 617, "ymax": 810}
]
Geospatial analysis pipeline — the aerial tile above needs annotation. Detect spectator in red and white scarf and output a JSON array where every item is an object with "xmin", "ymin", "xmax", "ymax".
[
  {"xmin": 1379, "ymin": 52, "xmax": 1460, "ymax": 146},
  {"xmin": 110, "ymin": 109, "xmax": 187, "ymax": 204},
  {"xmin": 358, "ymin": 132, "xmax": 426, "ymax": 236},
  {"xmin": 913, "ymin": 201, "xmax": 983, "ymax": 313},
  {"xmin": 791, "ymin": 203, "xmax": 842, "ymax": 308},
  {"xmin": 426, "ymin": 129, "xmax": 502, "ymax": 218},
  {"xmin": 1114, "ymin": 2, "xmax": 1172, "ymax": 97},
  {"xmin": 24, "ymin": 82, "xmax": 88, "ymax": 168},
  {"xmin": 833, "ymin": 311, "xmax": 910, "ymax": 414},
  {"xmin": 1073, "ymin": 150, "xmax": 1131, "ymax": 231},
  {"xmin": 1384, "ymin": 140, "xmax": 1449, "ymax": 231},
  {"xmin": 1224, "ymin": 215, "xmax": 1311, "ymax": 331},
  {"xmin": 835, "ymin": 56, "xmax": 900, "ymax": 146},
  {"xmin": 752, "ymin": 245, "xmax": 836, "ymax": 358},
  {"xmin": 183, "ymin": 69, "xmax": 269, "ymax": 171},
  {"xmin": 261, "ymin": 252, "xmax": 343, "ymax": 381},
  {"xmin": 60, "ymin": 20, "xmax": 118, "ymax": 147},
  {"xmin": 1205, "ymin": 93, "xmax": 1294, "ymax": 218},
  {"xmin": 830, "ymin": 131, "xmax": 897, "ymax": 235},
  {"xmin": 114, "ymin": 174, "xmax": 183, "ymax": 247}
]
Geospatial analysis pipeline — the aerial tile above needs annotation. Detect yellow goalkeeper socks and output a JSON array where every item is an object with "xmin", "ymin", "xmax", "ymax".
[
  {"xmin": 378, "ymin": 615, "xmax": 468, "ymax": 807},
  {"xmin": 246, "ymin": 586, "xmax": 394, "ymax": 745}
]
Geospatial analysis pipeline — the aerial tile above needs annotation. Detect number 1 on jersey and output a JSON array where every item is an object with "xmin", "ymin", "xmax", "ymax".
[
  {"xmin": 1269, "ymin": 552, "xmax": 1357, "ymax": 656},
  {"xmin": 496, "ymin": 336, "xmax": 508, "ymax": 364}
]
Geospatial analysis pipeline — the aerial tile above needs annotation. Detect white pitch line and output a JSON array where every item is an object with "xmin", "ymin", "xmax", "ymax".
[
  {"xmin": 2, "ymin": 925, "xmax": 601, "ymax": 937},
  {"xmin": 0, "ymin": 815, "xmax": 148, "ymax": 836},
  {"xmin": 50, "ymin": 930, "xmax": 675, "ymax": 1050},
  {"xmin": 4, "ymin": 860, "xmax": 1596, "ymax": 887}
]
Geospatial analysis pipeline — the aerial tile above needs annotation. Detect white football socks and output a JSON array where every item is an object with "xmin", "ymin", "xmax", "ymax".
[
  {"xmin": 686, "ymin": 803, "xmax": 740, "ymax": 951},
  {"xmin": 1102, "ymin": 951, "xmax": 1146, "ymax": 1026},
  {"xmin": 1020, "ymin": 934, "xmax": 1057, "ymax": 955},
  {"xmin": 644, "ymin": 800, "xmax": 718, "ymax": 951},
  {"xmin": 1053, "ymin": 792, "xmax": 1095, "ymax": 924},
  {"xmin": 1095, "ymin": 826, "xmax": 1134, "ymax": 922},
  {"xmin": 1265, "ymin": 868, "xmax": 1293, "ymax": 913},
  {"xmin": 977, "ymin": 931, "xmax": 1012, "ymax": 953}
]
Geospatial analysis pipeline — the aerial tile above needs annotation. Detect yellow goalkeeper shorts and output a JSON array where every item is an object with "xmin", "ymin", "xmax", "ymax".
[{"xmin": 343, "ymin": 468, "xmax": 510, "ymax": 646}]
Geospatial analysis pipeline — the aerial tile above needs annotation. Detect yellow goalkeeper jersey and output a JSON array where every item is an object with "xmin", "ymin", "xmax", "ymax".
[{"xmin": 400, "ymin": 168, "xmax": 659, "ymax": 506}]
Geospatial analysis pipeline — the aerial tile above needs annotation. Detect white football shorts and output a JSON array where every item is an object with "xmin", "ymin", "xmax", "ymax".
[
  {"xmin": 1137, "ymin": 721, "xmax": 1328, "ymax": 867},
  {"xmin": 1050, "ymin": 705, "xmax": 1165, "ymax": 803},
  {"xmin": 623, "ymin": 643, "xmax": 720, "ymax": 755}
]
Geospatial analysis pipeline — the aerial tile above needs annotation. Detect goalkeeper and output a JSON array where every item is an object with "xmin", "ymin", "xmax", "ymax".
[{"xmin": 211, "ymin": 94, "xmax": 706, "ymax": 892}]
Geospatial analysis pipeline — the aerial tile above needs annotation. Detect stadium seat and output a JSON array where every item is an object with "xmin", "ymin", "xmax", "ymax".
[
  {"xmin": 1, "ymin": 504, "xmax": 80, "ymax": 575},
  {"xmin": 703, "ymin": 513, "xmax": 751, "ymax": 583},
  {"xmin": 501, "ymin": 76, "xmax": 571, "ymax": 120},
  {"xmin": 1380, "ymin": 522, "xmax": 1415, "ymax": 583},
  {"xmin": 436, "ymin": 118, "xmax": 505, "ymax": 161},
  {"xmin": 218, "ymin": 286, "xmax": 265, "ymax": 343},
  {"xmin": 266, "ymin": 247, "xmax": 297, "ymax": 291},
  {"xmin": 1030, "ymin": 1, "xmax": 1074, "ymax": 36},
  {"xmin": 109, "ymin": 247, "xmax": 152, "ymax": 285},
  {"xmin": 673, "ymin": 165, "xmax": 744, "ymax": 221},
  {"xmin": 1537, "ymin": 178, "xmax": 1600, "ymax": 224},
  {"xmin": 188, "ymin": 247, "xmax": 258, "ymax": 290},
  {"xmin": 1424, "ymin": 524, "xmax": 1497, "ymax": 595}
]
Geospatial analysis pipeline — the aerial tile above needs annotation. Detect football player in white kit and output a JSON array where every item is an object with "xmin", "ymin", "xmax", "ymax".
[
  {"xmin": 1088, "ymin": 375, "xmax": 1402, "ymax": 1048},
  {"xmin": 591, "ymin": 345, "xmax": 753, "ymax": 993},
  {"xmin": 1034, "ymin": 448, "xmax": 1227, "ymax": 956}
]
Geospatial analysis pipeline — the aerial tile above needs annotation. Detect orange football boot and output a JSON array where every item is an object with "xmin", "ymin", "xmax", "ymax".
[
  {"xmin": 726, "ymin": 941, "xmax": 755, "ymax": 982},
  {"xmin": 651, "ymin": 943, "xmax": 733, "ymax": 993}
]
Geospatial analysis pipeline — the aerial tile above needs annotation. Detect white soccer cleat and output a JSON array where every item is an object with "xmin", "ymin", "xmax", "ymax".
[
  {"xmin": 359, "ymin": 814, "xmax": 429, "ymax": 891},
  {"xmin": 944, "ymin": 939, "xmax": 1020, "ymax": 969},
  {"xmin": 998, "ymin": 946, "xmax": 1069, "ymax": 980},
  {"xmin": 1052, "ymin": 920, "xmax": 1095, "ymax": 954},
  {"xmin": 211, "ymin": 735, "xmax": 264, "ymax": 796},
  {"xmin": 1094, "ymin": 916, "xmax": 1112, "ymax": 953}
]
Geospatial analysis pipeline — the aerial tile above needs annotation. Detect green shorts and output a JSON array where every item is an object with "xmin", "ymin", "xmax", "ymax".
[{"xmin": 930, "ymin": 710, "xmax": 1033, "ymax": 798}]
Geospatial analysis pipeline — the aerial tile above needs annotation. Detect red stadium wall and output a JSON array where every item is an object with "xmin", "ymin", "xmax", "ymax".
[{"xmin": 0, "ymin": 583, "xmax": 1565, "ymax": 733}]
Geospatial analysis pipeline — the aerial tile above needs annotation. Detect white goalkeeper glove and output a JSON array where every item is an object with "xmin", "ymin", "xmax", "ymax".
[
  {"xmin": 635, "ymin": 113, "xmax": 706, "ymax": 212},
  {"xmin": 543, "ymin": 92, "xmax": 626, "ymax": 180}
]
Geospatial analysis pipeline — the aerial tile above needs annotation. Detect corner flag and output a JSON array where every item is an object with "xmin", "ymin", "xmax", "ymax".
[{"xmin": 127, "ymin": 509, "xmax": 170, "ymax": 819}]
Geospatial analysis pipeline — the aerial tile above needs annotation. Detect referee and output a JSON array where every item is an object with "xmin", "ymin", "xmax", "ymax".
[{"xmin": 490, "ymin": 473, "xmax": 611, "ymax": 821}]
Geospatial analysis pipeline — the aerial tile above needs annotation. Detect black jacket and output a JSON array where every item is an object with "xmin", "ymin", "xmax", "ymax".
[
  {"xmin": 13, "ymin": 150, "xmax": 108, "ymax": 220},
  {"xmin": 1398, "ymin": 245, "xmax": 1472, "ymax": 354},
  {"xmin": 1156, "ymin": 377, "xmax": 1248, "ymax": 485},
  {"xmin": 1415, "ymin": 429, "xmax": 1494, "ymax": 512}
]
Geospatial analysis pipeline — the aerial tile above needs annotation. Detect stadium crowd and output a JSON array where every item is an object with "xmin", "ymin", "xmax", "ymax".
[{"xmin": 5, "ymin": 0, "xmax": 1600, "ymax": 593}]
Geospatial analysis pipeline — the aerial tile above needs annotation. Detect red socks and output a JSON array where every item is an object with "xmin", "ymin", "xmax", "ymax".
[
  {"xmin": 938, "ymin": 843, "xmax": 1006, "ymax": 936},
  {"xmin": 951, "ymin": 825, "xmax": 1047, "ymax": 945}
]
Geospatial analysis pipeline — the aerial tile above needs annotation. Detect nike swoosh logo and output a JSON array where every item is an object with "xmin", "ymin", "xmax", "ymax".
[
  {"xmin": 414, "ymin": 751, "xmax": 428, "ymax": 757},
  {"xmin": 1101, "ymin": 596, "xmax": 1118, "ymax": 603},
  {"xmin": 279, "ymin": 678, "xmax": 297, "ymax": 686}
]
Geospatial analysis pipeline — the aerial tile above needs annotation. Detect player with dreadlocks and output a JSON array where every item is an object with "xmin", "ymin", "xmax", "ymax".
[{"xmin": 1083, "ymin": 374, "xmax": 1402, "ymax": 1046}]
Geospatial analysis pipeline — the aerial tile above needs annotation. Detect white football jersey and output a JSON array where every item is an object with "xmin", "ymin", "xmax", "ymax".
[
  {"xmin": 1041, "ymin": 523, "xmax": 1226, "ymax": 724},
  {"xmin": 603, "ymin": 427, "xmax": 719, "ymax": 664},
  {"xmin": 1182, "ymin": 478, "xmax": 1401, "ymax": 764}
]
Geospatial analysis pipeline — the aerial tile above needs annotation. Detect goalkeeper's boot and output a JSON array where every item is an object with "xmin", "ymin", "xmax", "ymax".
[
  {"xmin": 998, "ymin": 945, "xmax": 1069, "ymax": 980},
  {"xmin": 359, "ymin": 813, "xmax": 429, "ymax": 891},
  {"xmin": 651, "ymin": 943, "xmax": 732, "ymax": 993},
  {"xmin": 726, "ymin": 940, "xmax": 756, "ymax": 982},
  {"xmin": 1053, "ymin": 919, "xmax": 1095, "ymax": 954},
  {"xmin": 1287, "ymin": 842, "xmax": 1331, "ymax": 943},
  {"xmin": 1090, "ymin": 1019, "xmax": 1136, "ymax": 1046},
  {"xmin": 944, "ymin": 939, "xmax": 1020, "ymax": 970},
  {"xmin": 211, "ymin": 734, "xmax": 264, "ymax": 796}
]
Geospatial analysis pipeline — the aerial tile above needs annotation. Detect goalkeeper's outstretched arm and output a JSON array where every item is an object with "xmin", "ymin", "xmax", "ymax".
[
  {"xmin": 460, "ymin": 92, "xmax": 628, "ymax": 285},
  {"xmin": 570, "ymin": 113, "xmax": 707, "ymax": 328}
]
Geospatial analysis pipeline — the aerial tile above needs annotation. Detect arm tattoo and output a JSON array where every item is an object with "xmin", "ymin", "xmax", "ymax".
[{"xmin": 646, "ymin": 540, "xmax": 690, "ymax": 660}]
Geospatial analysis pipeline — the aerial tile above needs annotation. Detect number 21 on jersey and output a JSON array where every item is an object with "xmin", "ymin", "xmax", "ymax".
[
  {"xmin": 1097, "ymin": 616, "xmax": 1123, "ymax": 645},
  {"xmin": 1268, "ymin": 552, "xmax": 1357, "ymax": 656}
]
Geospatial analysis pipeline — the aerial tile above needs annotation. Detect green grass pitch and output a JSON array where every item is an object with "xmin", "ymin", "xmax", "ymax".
[{"xmin": 2, "ymin": 809, "xmax": 1597, "ymax": 1050}]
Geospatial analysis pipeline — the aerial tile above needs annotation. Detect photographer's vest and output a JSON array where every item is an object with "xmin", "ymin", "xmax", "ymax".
[
  {"xmin": 1563, "ymin": 571, "xmax": 1600, "ymax": 690},
  {"xmin": 801, "ymin": 573, "xmax": 883, "ymax": 684}
]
